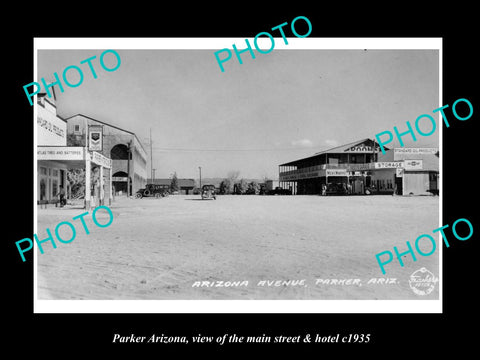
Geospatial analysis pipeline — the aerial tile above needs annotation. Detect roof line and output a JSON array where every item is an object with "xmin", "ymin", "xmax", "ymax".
[
  {"xmin": 63, "ymin": 113, "xmax": 135, "ymax": 135},
  {"xmin": 63, "ymin": 113, "xmax": 147, "ymax": 154},
  {"xmin": 279, "ymin": 137, "xmax": 388, "ymax": 166},
  {"xmin": 313, "ymin": 138, "xmax": 371, "ymax": 155}
]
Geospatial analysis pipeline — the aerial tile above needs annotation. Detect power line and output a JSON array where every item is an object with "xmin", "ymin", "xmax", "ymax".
[{"xmin": 150, "ymin": 147, "xmax": 325, "ymax": 152}]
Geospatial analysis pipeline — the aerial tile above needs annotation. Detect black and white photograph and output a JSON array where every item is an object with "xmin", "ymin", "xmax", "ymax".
[
  {"xmin": 6, "ymin": 7, "xmax": 478, "ymax": 354},
  {"xmin": 33, "ymin": 38, "xmax": 441, "ymax": 313}
]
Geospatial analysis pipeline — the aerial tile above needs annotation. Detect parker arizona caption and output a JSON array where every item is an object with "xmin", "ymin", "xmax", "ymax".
[{"xmin": 113, "ymin": 333, "xmax": 369, "ymax": 345}]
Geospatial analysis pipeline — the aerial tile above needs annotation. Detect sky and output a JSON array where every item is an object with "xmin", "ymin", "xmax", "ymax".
[{"xmin": 37, "ymin": 45, "xmax": 439, "ymax": 180}]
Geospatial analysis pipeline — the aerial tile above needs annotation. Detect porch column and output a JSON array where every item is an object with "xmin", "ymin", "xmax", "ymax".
[
  {"xmin": 63, "ymin": 169, "xmax": 68, "ymax": 199},
  {"xmin": 85, "ymin": 151, "xmax": 91, "ymax": 210},
  {"xmin": 99, "ymin": 165, "xmax": 104, "ymax": 206},
  {"xmin": 109, "ymin": 167, "xmax": 113, "ymax": 205}
]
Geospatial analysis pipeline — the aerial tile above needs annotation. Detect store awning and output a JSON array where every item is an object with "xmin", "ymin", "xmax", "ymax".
[
  {"xmin": 37, "ymin": 146, "xmax": 86, "ymax": 168},
  {"xmin": 37, "ymin": 146, "xmax": 112, "ymax": 169}
]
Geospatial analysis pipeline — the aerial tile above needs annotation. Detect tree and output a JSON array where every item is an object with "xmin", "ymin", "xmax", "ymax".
[
  {"xmin": 235, "ymin": 178, "xmax": 248, "ymax": 194},
  {"xmin": 219, "ymin": 179, "xmax": 231, "ymax": 194},
  {"xmin": 227, "ymin": 170, "xmax": 240, "ymax": 184},
  {"xmin": 67, "ymin": 168, "xmax": 85, "ymax": 198},
  {"xmin": 170, "ymin": 172, "xmax": 179, "ymax": 192},
  {"xmin": 247, "ymin": 181, "xmax": 260, "ymax": 194}
]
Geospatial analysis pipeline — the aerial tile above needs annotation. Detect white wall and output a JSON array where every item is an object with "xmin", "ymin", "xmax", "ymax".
[
  {"xmin": 37, "ymin": 103, "xmax": 67, "ymax": 146},
  {"xmin": 403, "ymin": 172, "xmax": 430, "ymax": 195}
]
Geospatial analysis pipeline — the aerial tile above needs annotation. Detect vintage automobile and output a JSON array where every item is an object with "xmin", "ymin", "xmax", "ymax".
[
  {"xmin": 135, "ymin": 184, "xmax": 170, "ymax": 199},
  {"xmin": 266, "ymin": 187, "xmax": 291, "ymax": 195},
  {"xmin": 325, "ymin": 182, "xmax": 348, "ymax": 196},
  {"xmin": 201, "ymin": 184, "xmax": 216, "ymax": 200}
]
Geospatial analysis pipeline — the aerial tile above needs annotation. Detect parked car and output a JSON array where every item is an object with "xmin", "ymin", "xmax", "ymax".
[
  {"xmin": 258, "ymin": 183, "xmax": 267, "ymax": 195},
  {"xmin": 325, "ymin": 182, "xmax": 348, "ymax": 196},
  {"xmin": 201, "ymin": 184, "xmax": 216, "ymax": 200},
  {"xmin": 266, "ymin": 187, "xmax": 291, "ymax": 195},
  {"xmin": 135, "ymin": 184, "xmax": 170, "ymax": 199}
]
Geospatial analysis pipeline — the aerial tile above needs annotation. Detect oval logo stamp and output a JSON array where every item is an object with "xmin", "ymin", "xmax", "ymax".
[{"xmin": 409, "ymin": 267, "xmax": 439, "ymax": 296}]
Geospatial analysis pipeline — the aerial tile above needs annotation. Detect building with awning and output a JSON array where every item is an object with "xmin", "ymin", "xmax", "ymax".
[
  {"xmin": 36, "ymin": 92, "xmax": 112, "ymax": 209},
  {"xmin": 279, "ymin": 138, "xmax": 439, "ymax": 195},
  {"xmin": 65, "ymin": 114, "xmax": 147, "ymax": 197}
]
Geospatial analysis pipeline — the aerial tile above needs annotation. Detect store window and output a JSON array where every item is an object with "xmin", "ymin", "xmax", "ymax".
[
  {"xmin": 52, "ymin": 179, "xmax": 58, "ymax": 197},
  {"xmin": 40, "ymin": 167, "xmax": 47, "ymax": 175},
  {"xmin": 52, "ymin": 169, "xmax": 59, "ymax": 177}
]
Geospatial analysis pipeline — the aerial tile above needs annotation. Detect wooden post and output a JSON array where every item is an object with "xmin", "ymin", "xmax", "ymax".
[
  {"xmin": 85, "ymin": 151, "xmax": 91, "ymax": 210},
  {"xmin": 109, "ymin": 167, "xmax": 112, "ymax": 205},
  {"xmin": 99, "ymin": 164, "xmax": 104, "ymax": 206},
  {"xmin": 127, "ymin": 141, "xmax": 131, "ymax": 197}
]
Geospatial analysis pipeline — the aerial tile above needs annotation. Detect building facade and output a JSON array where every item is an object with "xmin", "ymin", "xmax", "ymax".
[
  {"xmin": 37, "ymin": 94, "xmax": 69, "ymax": 202},
  {"xmin": 65, "ymin": 114, "xmax": 148, "ymax": 196},
  {"xmin": 279, "ymin": 138, "xmax": 439, "ymax": 196},
  {"xmin": 37, "ymin": 94, "xmax": 113, "ymax": 208}
]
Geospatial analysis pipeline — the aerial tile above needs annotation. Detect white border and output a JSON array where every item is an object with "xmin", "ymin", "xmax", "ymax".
[{"xmin": 33, "ymin": 37, "xmax": 442, "ymax": 313}]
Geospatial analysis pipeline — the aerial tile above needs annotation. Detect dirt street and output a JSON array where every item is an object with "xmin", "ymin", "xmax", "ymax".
[{"xmin": 36, "ymin": 194, "xmax": 440, "ymax": 300}]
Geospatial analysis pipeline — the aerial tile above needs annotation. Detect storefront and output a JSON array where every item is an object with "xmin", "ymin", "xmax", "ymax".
[
  {"xmin": 391, "ymin": 149, "xmax": 439, "ymax": 195},
  {"xmin": 36, "ymin": 92, "xmax": 113, "ymax": 208},
  {"xmin": 37, "ymin": 147, "xmax": 84, "ymax": 202},
  {"xmin": 65, "ymin": 114, "xmax": 148, "ymax": 196},
  {"xmin": 279, "ymin": 138, "xmax": 439, "ymax": 196},
  {"xmin": 37, "ymin": 147, "xmax": 113, "ymax": 207}
]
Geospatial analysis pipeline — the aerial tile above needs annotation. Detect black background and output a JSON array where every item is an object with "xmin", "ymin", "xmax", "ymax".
[{"xmin": 6, "ymin": 4, "xmax": 478, "ymax": 355}]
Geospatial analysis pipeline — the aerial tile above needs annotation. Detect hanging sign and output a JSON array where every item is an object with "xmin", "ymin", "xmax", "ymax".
[
  {"xmin": 91, "ymin": 151, "xmax": 112, "ymax": 168},
  {"xmin": 88, "ymin": 125, "xmax": 103, "ymax": 151}
]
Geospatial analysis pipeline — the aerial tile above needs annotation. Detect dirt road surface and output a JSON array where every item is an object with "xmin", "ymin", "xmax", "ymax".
[{"xmin": 36, "ymin": 195, "xmax": 440, "ymax": 300}]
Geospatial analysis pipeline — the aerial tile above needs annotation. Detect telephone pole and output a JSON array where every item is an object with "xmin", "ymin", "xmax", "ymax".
[{"xmin": 150, "ymin": 128, "xmax": 153, "ymax": 181}]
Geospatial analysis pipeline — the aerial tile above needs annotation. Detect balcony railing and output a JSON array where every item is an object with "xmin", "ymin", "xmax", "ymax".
[{"xmin": 279, "ymin": 163, "xmax": 375, "ymax": 176}]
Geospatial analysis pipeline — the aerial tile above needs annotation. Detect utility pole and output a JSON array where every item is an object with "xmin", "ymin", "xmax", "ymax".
[
  {"xmin": 150, "ymin": 128, "xmax": 153, "ymax": 181},
  {"xmin": 199, "ymin": 166, "xmax": 202, "ymax": 188},
  {"xmin": 152, "ymin": 168, "xmax": 156, "ymax": 180},
  {"xmin": 127, "ymin": 140, "xmax": 131, "ymax": 196}
]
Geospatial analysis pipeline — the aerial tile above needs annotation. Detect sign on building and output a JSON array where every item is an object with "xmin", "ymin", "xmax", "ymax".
[
  {"xmin": 404, "ymin": 159, "xmax": 423, "ymax": 170},
  {"xmin": 37, "ymin": 146, "xmax": 84, "ymax": 160},
  {"xmin": 326, "ymin": 169, "xmax": 348, "ymax": 176},
  {"xmin": 88, "ymin": 125, "xmax": 103, "ymax": 151},
  {"xmin": 345, "ymin": 144, "xmax": 381, "ymax": 153},
  {"xmin": 37, "ymin": 106, "xmax": 67, "ymax": 146},
  {"xmin": 396, "ymin": 167, "xmax": 404, "ymax": 177},
  {"xmin": 91, "ymin": 151, "xmax": 112, "ymax": 169},
  {"xmin": 394, "ymin": 148, "xmax": 438, "ymax": 160},
  {"xmin": 375, "ymin": 161, "xmax": 404, "ymax": 169},
  {"xmin": 349, "ymin": 163, "xmax": 375, "ymax": 171},
  {"xmin": 112, "ymin": 177, "xmax": 128, "ymax": 182}
]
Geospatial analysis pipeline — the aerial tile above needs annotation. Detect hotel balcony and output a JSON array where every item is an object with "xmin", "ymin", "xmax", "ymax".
[{"xmin": 279, "ymin": 163, "xmax": 376, "ymax": 181}]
